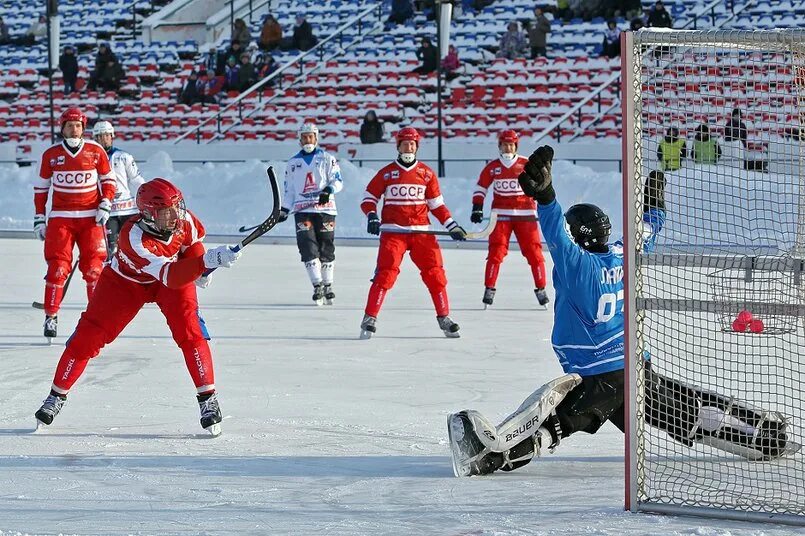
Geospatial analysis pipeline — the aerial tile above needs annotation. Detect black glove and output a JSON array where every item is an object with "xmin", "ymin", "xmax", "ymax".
[
  {"xmin": 318, "ymin": 186, "xmax": 333, "ymax": 205},
  {"xmin": 367, "ymin": 212, "xmax": 380, "ymax": 235},
  {"xmin": 470, "ymin": 203, "xmax": 484, "ymax": 224},
  {"xmin": 518, "ymin": 145, "xmax": 556, "ymax": 205},
  {"xmin": 277, "ymin": 207, "xmax": 290, "ymax": 223},
  {"xmin": 446, "ymin": 221, "xmax": 467, "ymax": 241},
  {"xmin": 643, "ymin": 170, "xmax": 666, "ymax": 212}
]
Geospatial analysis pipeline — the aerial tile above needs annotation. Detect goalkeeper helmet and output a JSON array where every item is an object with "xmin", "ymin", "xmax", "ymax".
[{"xmin": 565, "ymin": 203, "xmax": 611, "ymax": 252}]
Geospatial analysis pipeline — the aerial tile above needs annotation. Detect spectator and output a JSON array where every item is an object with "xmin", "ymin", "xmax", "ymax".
[
  {"xmin": 602, "ymin": 20, "xmax": 621, "ymax": 58},
  {"xmin": 292, "ymin": 15, "xmax": 317, "ymax": 51},
  {"xmin": 237, "ymin": 52, "xmax": 256, "ymax": 91},
  {"xmin": 178, "ymin": 70, "xmax": 200, "ymax": 105},
  {"xmin": 22, "ymin": 15, "xmax": 47, "ymax": 45},
  {"xmin": 98, "ymin": 57, "xmax": 124, "ymax": 92},
  {"xmin": 497, "ymin": 22, "xmax": 527, "ymax": 60},
  {"xmin": 691, "ymin": 124, "xmax": 721, "ymax": 164},
  {"xmin": 58, "ymin": 45, "xmax": 79, "ymax": 94},
  {"xmin": 648, "ymin": 0, "xmax": 672, "ymax": 27},
  {"xmin": 630, "ymin": 15, "xmax": 645, "ymax": 31},
  {"xmin": 360, "ymin": 111, "xmax": 384, "ymax": 144},
  {"xmin": 255, "ymin": 53, "xmax": 279, "ymax": 82},
  {"xmin": 723, "ymin": 108, "xmax": 748, "ymax": 145},
  {"xmin": 200, "ymin": 69, "xmax": 225, "ymax": 103},
  {"xmin": 528, "ymin": 7, "xmax": 551, "ymax": 59},
  {"xmin": 232, "ymin": 18, "xmax": 251, "ymax": 48},
  {"xmin": 657, "ymin": 126, "xmax": 686, "ymax": 171},
  {"xmin": 412, "ymin": 37, "xmax": 438, "ymax": 74},
  {"xmin": 225, "ymin": 40, "xmax": 244, "ymax": 66},
  {"xmin": 441, "ymin": 44, "xmax": 460, "ymax": 80},
  {"xmin": 224, "ymin": 56, "xmax": 240, "ymax": 91},
  {"xmin": 0, "ymin": 16, "xmax": 10, "ymax": 45},
  {"xmin": 87, "ymin": 43, "xmax": 117, "ymax": 92},
  {"xmin": 555, "ymin": 0, "xmax": 571, "ymax": 22},
  {"xmin": 388, "ymin": 0, "xmax": 415, "ymax": 25},
  {"xmin": 258, "ymin": 14, "xmax": 282, "ymax": 51}
]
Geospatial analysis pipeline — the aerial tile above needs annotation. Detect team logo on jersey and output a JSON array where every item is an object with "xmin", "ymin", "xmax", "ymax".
[
  {"xmin": 302, "ymin": 172, "xmax": 317, "ymax": 193},
  {"xmin": 56, "ymin": 155, "xmax": 65, "ymax": 166},
  {"xmin": 494, "ymin": 178, "xmax": 522, "ymax": 193},
  {"xmin": 386, "ymin": 184, "xmax": 426, "ymax": 200},
  {"xmin": 493, "ymin": 167, "xmax": 502, "ymax": 175},
  {"xmin": 296, "ymin": 221, "xmax": 312, "ymax": 232},
  {"xmin": 322, "ymin": 221, "xmax": 335, "ymax": 232},
  {"xmin": 391, "ymin": 170, "xmax": 399, "ymax": 179},
  {"xmin": 383, "ymin": 172, "xmax": 390, "ymax": 180}
]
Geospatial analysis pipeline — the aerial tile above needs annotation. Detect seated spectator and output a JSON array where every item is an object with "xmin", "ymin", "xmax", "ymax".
[
  {"xmin": 648, "ymin": 0, "xmax": 672, "ymax": 27},
  {"xmin": 98, "ymin": 57, "xmax": 124, "ymax": 92},
  {"xmin": 0, "ymin": 16, "xmax": 10, "ymax": 45},
  {"xmin": 388, "ymin": 0, "xmax": 415, "ymax": 25},
  {"xmin": 237, "ymin": 52, "xmax": 256, "ymax": 91},
  {"xmin": 528, "ymin": 7, "xmax": 551, "ymax": 59},
  {"xmin": 23, "ymin": 15, "xmax": 47, "ymax": 45},
  {"xmin": 412, "ymin": 37, "xmax": 438, "ymax": 75},
  {"xmin": 360, "ymin": 111, "xmax": 385, "ymax": 144},
  {"xmin": 691, "ymin": 124, "xmax": 721, "ymax": 164},
  {"xmin": 88, "ymin": 43, "xmax": 117, "ymax": 92},
  {"xmin": 58, "ymin": 45, "xmax": 79, "ymax": 94},
  {"xmin": 178, "ymin": 71, "xmax": 200, "ymax": 105},
  {"xmin": 555, "ymin": 0, "xmax": 571, "ymax": 22},
  {"xmin": 232, "ymin": 18, "xmax": 251, "ymax": 48},
  {"xmin": 723, "ymin": 108, "xmax": 748, "ymax": 145},
  {"xmin": 225, "ymin": 40, "xmax": 244, "ymax": 66},
  {"xmin": 203, "ymin": 45, "xmax": 227, "ymax": 76},
  {"xmin": 630, "ymin": 16, "xmax": 645, "ymax": 31},
  {"xmin": 602, "ymin": 20, "xmax": 621, "ymax": 58},
  {"xmin": 200, "ymin": 69, "xmax": 225, "ymax": 102},
  {"xmin": 441, "ymin": 44, "xmax": 460, "ymax": 80},
  {"xmin": 292, "ymin": 15, "xmax": 317, "ymax": 51},
  {"xmin": 224, "ymin": 56, "xmax": 240, "ymax": 91},
  {"xmin": 657, "ymin": 126, "xmax": 686, "ymax": 171},
  {"xmin": 258, "ymin": 15, "xmax": 282, "ymax": 51},
  {"xmin": 255, "ymin": 54, "xmax": 279, "ymax": 83},
  {"xmin": 497, "ymin": 22, "xmax": 527, "ymax": 60}
]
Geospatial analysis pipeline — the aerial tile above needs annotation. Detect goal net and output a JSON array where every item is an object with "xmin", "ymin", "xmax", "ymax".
[{"xmin": 623, "ymin": 29, "xmax": 805, "ymax": 524}]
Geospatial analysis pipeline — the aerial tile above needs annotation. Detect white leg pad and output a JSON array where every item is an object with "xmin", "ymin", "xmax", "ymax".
[
  {"xmin": 304, "ymin": 259, "xmax": 322, "ymax": 285},
  {"xmin": 321, "ymin": 261, "xmax": 334, "ymax": 285}
]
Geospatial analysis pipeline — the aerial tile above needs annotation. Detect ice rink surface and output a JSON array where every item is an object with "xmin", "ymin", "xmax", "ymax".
[{"xmin": 0, "ymin": 238, "xmax": 798, "ymax": 535}]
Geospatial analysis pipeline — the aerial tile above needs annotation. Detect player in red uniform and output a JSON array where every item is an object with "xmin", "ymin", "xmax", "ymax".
[
  {"xmin": 471, "ymin": 130, "xmax": 549, "ymax": 308},
  {"xmin": 33, "ymin": 178, "xmax": 242, "ymax": 436},
  {"xmin": 34, "ymin": 107, "xmax": 116, "ymax": 340},
  {"xmin": 359, "ymin": 127, "xmax": 467, "ymax": 339}
]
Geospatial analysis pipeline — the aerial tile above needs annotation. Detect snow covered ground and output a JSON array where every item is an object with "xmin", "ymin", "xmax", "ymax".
[{"xmin": 0, "ymin": 236, "xmax": 798, "ymax": 536}]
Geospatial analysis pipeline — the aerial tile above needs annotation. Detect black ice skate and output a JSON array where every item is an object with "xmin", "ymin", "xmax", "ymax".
[
  {"xmin": 359, "ymin": 314, "xmax": 377, "ymax": 340},
  {"xmin": 35, "ymin": 392, "xmax": 67, "ymax": 429},
  {"xmin": 535, "ymin": 288, "xmax": 550, "ymax": 308},
  {"xmin": 197, "ymin": 392, "xmax": 222, "ymax": 437},
  {"xmin": 437, "ymin": 315, "xmax": 460, "ymax": 338},
  {"xmin": 43, "ymin": 315, "xmax": 58, "ymax": 342},
  {"xmin": 323, "ymin": 283, "xmax": 335, "ymax": 305},
  {"xmin": 447, "ymin": 411, "xmax": 502, "ymax": 477},
  {"xmin": 482, "ymin": 287, "xmax": 496, "ymax": 309},
  {"xmin": 312, "ymin": 284, "xmax": 324, "ymax": 306}
]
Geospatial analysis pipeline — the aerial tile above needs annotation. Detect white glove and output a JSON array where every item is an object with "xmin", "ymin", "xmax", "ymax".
[
  {"xmin": 203, "ymin": 245, "xmax": 241, "ymax": 269},
  {"xmin": 195, "ymin": 274, "xmax": 212, "ymax": 289},
  {"xmin": 33, "ymin": 214, "xmax": 46, "ymax": 241},
  {"xmin": 95, "ymin": 198, "xmax": 112, "ymax": 226}
]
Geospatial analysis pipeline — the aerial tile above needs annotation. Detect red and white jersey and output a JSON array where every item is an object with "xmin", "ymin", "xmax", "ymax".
[
  {"xmin": 35, "ymin": 140, "xmax": 116, "ymax": 219},
  {"xmin": 472, "ymin": 155, "xmax": 536, "ymax": 219},
  {"xmin": 361, "ymin": 160, "xmax": 454, "ymax": 231},
  {"xmin": 111, "ymin": 210, "xmax": 205, "ymax": 286}
]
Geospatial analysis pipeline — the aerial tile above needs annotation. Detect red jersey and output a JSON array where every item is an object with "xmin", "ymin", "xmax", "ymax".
[
  {"xmin": 472, "ymin": 156, "xmax": 536, "ymax": 219},
  {"xmin": 111, "ymin": 210, "xmax": 206, "ymax": 286},
  {"xmin": 361, "ymin": 160, "xmax": 454, "ymax": 231},
  {"xmin": 35, "ymin": 140, "xmax": 116, "ymax": 218}
]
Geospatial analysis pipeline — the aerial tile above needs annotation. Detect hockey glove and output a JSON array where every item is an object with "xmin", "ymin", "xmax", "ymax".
[
  {"xmin": 95, "ymin": 198, "xmax": 112, "ymax": 226},
  {"xmin": 367, "ymin": 212, "xmax": 380, "ymax": 235},
  {"xmin": 643, "ymin": 170, "xmax": 666, "ymax": 212},
  {"xmin": 518, "ymin": 145, "xmax": 556, "ymax": 205},
  {"xmin": 277, "ymin": 207, "xmax": 290, "ymax": 223},
  {"xmin": 470, "ymin": 204, "xmax": 484, "ymax": 224},
  {"xmin": 203, "ymin": 245, "xmax": 242, "ymax": 269},
  {"xmin": 447, "ymin": 221, "xmax": 467, "ymax": 241},
  {"xmin": 195, "ymin": 274, "xmax": 212, "ymax": 289},
  {"xmin": 318, "ymin": 186, "xmax": 334, "ymax": 205},
  {"xmin": 33, "ymin": 214, "xmax": 46, "ymax": 241}
]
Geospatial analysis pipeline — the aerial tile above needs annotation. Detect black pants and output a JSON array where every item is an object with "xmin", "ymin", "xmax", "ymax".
[
  {"xmin": 105, "ymin": 214, "xmax": 139, "ymax": 259},
  {"xmin": 294, "ymin": 213, "xmax": 335, "ymax": 263}
]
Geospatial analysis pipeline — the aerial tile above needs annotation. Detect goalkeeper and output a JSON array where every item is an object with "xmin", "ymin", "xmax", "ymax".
[{"xmin": 447, "ymin": 146, "xmax": 796, "ymax": 477}]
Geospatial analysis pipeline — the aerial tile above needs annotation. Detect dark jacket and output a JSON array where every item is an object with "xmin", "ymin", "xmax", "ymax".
[
  {"xmin": 238, "ymin": 62, "xmax": 256, "ymax": 90},
  {"xmin": 416, "ymin": 43, "xmax": 438, "ymax": 72},
  {"xmin": 179, "ymin": 76, "xmax": 199, "ymax": 104},
  {"xmin": 360, "ymin": 119, "xmax": 384, "ymax": 144},
  {"xmin": 648, "ymin": 7, "xmax": 672, "ymax": 28},
  {"xmin": 293, "ymin": 21, "xmax": 317, "ymax": 51},
  {"xmin": 59, "ymin": 52, "xmax": 79, "ymax": 81},
  {"xmin": 724, "ymin": 117, "xmax": 748, "ymax": 144}
]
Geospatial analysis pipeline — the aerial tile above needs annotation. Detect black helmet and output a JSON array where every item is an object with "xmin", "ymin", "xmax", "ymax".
[{"xmin": 565, "ymin": 203, "xmax": 612, "ymax": 252}]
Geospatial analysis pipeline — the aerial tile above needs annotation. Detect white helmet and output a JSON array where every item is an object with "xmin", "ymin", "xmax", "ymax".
[
  {"xmin": 299, "ymin": 123, "xmax": 319, "ymax": 153},
  {"xmin": 92, "ymin": 120, "xmax": 114, "ymax": 138}
]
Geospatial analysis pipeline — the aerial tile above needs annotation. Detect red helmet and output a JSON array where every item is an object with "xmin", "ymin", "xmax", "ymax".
[
  {"xmin": 136, "ymin": 178, "xmax": 186, "ymax": 234},
  {"xmin": 498, "ymin": 129, "xmax": 519, "ymax": 145},
  {"xmin": 396, "ymin": 126, "xmax": 421, "ymax": 146},
  {"xmin": 60, "ymin": 107, "xmax": 87, "ymax": 130}
]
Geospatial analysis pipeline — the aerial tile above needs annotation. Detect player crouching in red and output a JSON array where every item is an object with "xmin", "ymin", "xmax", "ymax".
[
  {"xmin": 359, "ymin": 127, "xmax": 467, "ymax": 339},
  {"xmin": 34, "ymin": 178, "xmax": 241, "ymax": 436}
]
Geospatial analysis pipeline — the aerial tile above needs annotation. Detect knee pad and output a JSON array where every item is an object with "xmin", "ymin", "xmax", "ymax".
[
  {"xmin": 46, "ymin": 261, "xmax": 72, "ymax": 285},
  {"xmin": 421, "ymin": 266, "xmax": 447, "ymax": 289},
  {"xmin": 487, "ymin": 243, "xmax": 509, "ymax": 265},
  {"xmin": 372, "ymin": 268, "xmax": 400, "ymax": 289},
  {"xmin": 81, "ymin": 263, "xmax": 103, "ymax": 283}
]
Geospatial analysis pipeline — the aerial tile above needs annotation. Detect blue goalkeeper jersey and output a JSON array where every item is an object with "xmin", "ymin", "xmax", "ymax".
[{"xmin": 538, "ymin": 199, "xmax": 665, "ymax": 376}]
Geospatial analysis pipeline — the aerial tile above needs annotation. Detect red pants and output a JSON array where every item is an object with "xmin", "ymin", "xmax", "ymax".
[
  {"xmin": 485, "ymin": 219, "xmax": 547, "ymax": 289},
  {"xmin": 43, "ymin": 217, "xmax": 106, "ymax": 316},
  {"xmin": 364, "ymin": 233, "xmax": 449, "ymax": 317},
  {"xmin": 50, "ymin": 267, "xmax": 215, "ymax": 395}
]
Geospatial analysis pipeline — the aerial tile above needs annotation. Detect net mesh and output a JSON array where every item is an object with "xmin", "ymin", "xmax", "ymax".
[{"xmin": 629, "ymin": 29, "xmax": 805, "ymax": 519}]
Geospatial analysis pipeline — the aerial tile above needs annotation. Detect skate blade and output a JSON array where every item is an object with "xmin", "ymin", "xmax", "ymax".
[
  {"xmin": 314, "ymin": 299, "xmax": 324, "ymax": 306},
  {"xmin": 45, "ymin": 337, "xmax": 53, "ymax": 346},
  {"xmin": 34, "ymin": 419, "xmax": 49, "ymax": 433},
  {"xmin": 205, "ymin": 423, "xmax": 222, "ymax": 437},
  {"xmin": 359, "ymin": 329, "xmax": 373, "ymax": 340},
  {"xmin": 324, "ymin": 298, "xmax": 333, "ymax": 306},
  {"xmin": 483, "ymin": 303, "xmax": 491, "ymax": 310},
  {"xmin": 443, "ymin": 331, "xmax": 461, "ymax": 339},
  {"xmin": 447, "ymin": 413, "xmax": 471, "ymax": 478}
]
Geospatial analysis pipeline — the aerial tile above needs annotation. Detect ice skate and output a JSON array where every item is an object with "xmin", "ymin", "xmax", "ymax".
[
  {"xmin": 323, "ymin": 283, "xmax": 335, "ymax": 306},
  {"xmin": 312, "ymin": 284, "xmax": 324, "ymax": 306},
  {"xmin": 535, "ymin": 288, "xmax": 550, "ymax": 309},
  {"xmin": 447, "ymin": 411, "xmax": 502, "ymax": 477},
  {"xmin": 35, "ymin": 393, "xmax": 67, "ymax": 429},
  {"xmin": 197, "ymin": 392, "xmax": 222, "ymax": 437},
  {"xmin": 359, "ymin": 314, "xmax": 377, "ymax": 339},
  {"xmin": 437, "ymin": 315, "xmax": 460, "ymax": 338},
  {"xmin": 482, "ymin": 287, "xmax": 496, "ymax": 309},
  {"xmin": 43, "ymin": 315, "xmax": 58, "ymax": 343}
]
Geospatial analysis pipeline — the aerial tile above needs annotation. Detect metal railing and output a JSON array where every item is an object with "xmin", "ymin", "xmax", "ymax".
[{"xmin": 173, "ymin": 2, "xmax": 384, "ymax": 144}]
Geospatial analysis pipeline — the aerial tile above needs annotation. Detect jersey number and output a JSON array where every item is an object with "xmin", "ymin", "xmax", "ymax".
[{"xmin": 596, "ymin": 290, "xmax": 624, "ymax": 323}]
